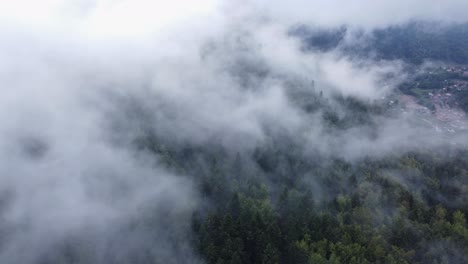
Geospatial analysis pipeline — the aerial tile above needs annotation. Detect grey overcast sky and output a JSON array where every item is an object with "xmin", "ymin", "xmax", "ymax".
[{"xmin": 1, "ymin": 0, "xmax": 468, "ymax": 37}]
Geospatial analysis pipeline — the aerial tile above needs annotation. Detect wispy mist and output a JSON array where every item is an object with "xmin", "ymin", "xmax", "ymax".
[{"xmin": 0, "ymin": 1, "xmax": 467, "ymax": 263}]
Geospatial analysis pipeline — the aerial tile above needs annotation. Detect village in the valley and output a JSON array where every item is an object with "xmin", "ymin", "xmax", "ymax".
[{"xmin": 389, "ymin": 65, "xmax": 468, "ymax": 133}]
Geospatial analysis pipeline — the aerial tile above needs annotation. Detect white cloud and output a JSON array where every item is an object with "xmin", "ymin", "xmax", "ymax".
[
  {"xmin": 0, "ymin": 0, "xmax": 220, "ymax": 38},
  {"xmin": 250, "ymin": 0, "xmax": 468, "ymax": 28}
]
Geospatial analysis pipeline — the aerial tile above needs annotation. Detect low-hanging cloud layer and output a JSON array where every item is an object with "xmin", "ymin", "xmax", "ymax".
[
  {"xmin": 0, "ymin": 0, "xmax": 468, "ymax": 263},
  {"xmin": 249, "ymin": 0, "xmax": 468, "ymax": 28}
]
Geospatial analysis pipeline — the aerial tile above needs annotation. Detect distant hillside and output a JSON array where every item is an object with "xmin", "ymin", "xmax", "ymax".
[{"xmin": 293, "ymin": 22, "xmax": 468, "ymax": 64}]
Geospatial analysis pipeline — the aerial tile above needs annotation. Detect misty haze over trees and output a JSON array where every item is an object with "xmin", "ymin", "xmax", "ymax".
[{"xmin": 0, "ymin": 1, "xmax": 467, "ymax": 264}]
